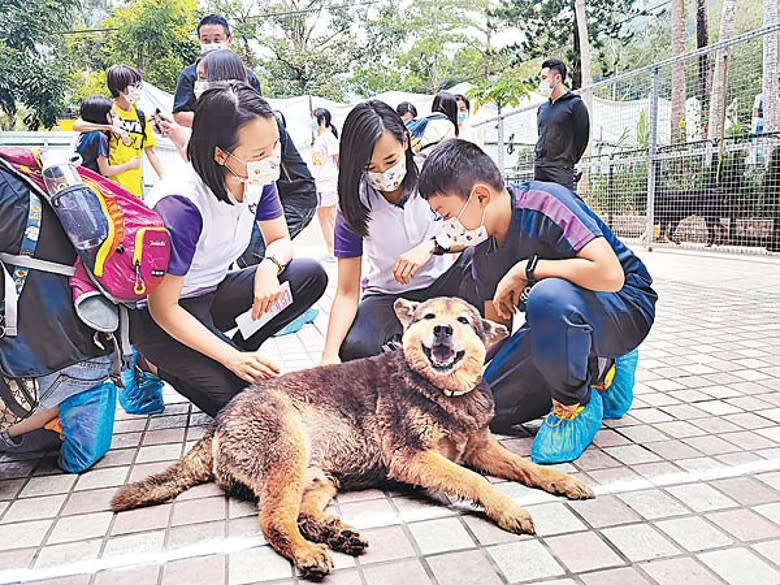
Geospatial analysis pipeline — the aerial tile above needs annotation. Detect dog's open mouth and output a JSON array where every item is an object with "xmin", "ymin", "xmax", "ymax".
[{"xmin": 422, "ymin": 343, "xmax": 465, "ymax": 373}]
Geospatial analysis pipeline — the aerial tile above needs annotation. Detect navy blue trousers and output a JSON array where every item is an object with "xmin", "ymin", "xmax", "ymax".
[{"xmin": 484, "ymin": 277, "xmax": 655, "ymax": 427}]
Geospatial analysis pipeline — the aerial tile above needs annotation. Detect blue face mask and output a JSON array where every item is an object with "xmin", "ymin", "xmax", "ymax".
[
  {"xmin": 311, "ymin": 120, "xmax": 320, "ymax": 133},
  {"xmin": 457, "ymin": 112, "xmax": 468, "ymax": 125}
]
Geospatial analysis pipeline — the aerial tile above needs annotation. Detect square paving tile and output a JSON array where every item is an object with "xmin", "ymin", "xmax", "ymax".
[
  {"xmin": 460, "ymin": 513, "xmax": 524, "ymax": 546},
  {"xmin": 601, "ymin": 523, "xmax": 680, "ymax": 562},
  {"xmin": 665, "ymin": 483, "xmax": 738, "ymax": 512},
  {"xmin": 171, "ymin": 496, "xmax": 226, "ymax": 526},
  {"xmin": 34, "ymin": 539, "xmax": 102, "ymax": 569},
  {"xmin": 0, "ymin": 519, "xmax": 52, "ymax": 550},
  {"xmin": 362, "ymin": 558, "xmax": 432, "ymax": 585},
  {"xmin": 47, "ymin": 511, "xmax": 113, "ymax": 544},
  {"xmin": 73, "ymin": 466, "xmax": 130, "ymax": 491},
  {"xmin": 546, "ymin": 531, "xmax": 625, "ymax": 573},
  {"xmin": 1, "ymin": 494, "xmax": 66, "ymax": 523},
  {"xmin": 580, "ymin": 566, "xmax": 653, "ymax": 585},
  {"xmin": 229, "ymin": 546, "xmax": 293, "ymax": 584},
  {"xmin": 567, "ymin": 495, "xmax": 642, "ymax": 528},
  {"xmin": 487, "ymin": 539, "xmax": 566, "ymax": 582},
  {"xmin": 699, "ymin": 547, "xmax": 780, "ymax": 585},
  {"xmin": 706, "ymin": 508, "xmax": 780, "ymax": 542},
  {"xmin": 655, "ymin": 516, "xmax": 734, "ymax": 552},
  {"xmin": 407, "ymin": 517, "xmax": 475, "ymax": 555},
  {"xmin": 161, "ymin": 554, "xmax": 226, "ymax": 585},
  {"xmin": 618, "ymin": 489, "xmax": 691, "ymax": 520},
  {"xmin": 18, "ymin": 474, "xmax": 76, "ymax": 498},
  {"xmin": 524, "ymin": 502, "xmax": 586, "ymax": 536},
  {"xmin": 426, "ymin": 549, "xmax": 504, "ymax": 585},
  {"xmin": 111, "ymin": 503, "xmax": 172, "ymax": 535},
  {"xmin": 710, "ymin": 476, "xmax": 780, "ymax": 506},
  {"xmin": 639, "ymin": 557, "xmax": 722, "ymax": 585}
]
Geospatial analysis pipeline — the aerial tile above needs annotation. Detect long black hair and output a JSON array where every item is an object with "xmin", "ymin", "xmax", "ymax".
[
  {"xmin": 338, "ymin": 100, "xmax": 418, "ymax": 236},
  {"xmin": 201, "ymin": 49, "xmax": 248, "ymax": 83},
  {"xmin": 80, "ymin": 96, "xmax": 113, "ymax": 124},
  {"xmin": 313, "ymin": 107, "xmax": 338, "ymax": 138},
  {"xmin": 188, "ymin": 81, "xmax": 275, "ymax": 204},
  {"xmin": 431, "ymin": 91, "xmax": 460, "ymax": 137}
]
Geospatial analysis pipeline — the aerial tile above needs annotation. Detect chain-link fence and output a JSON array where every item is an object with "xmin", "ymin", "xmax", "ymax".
[{"xmin": 473, "ymin": 24, "xmax": 780, "ymax": 255}]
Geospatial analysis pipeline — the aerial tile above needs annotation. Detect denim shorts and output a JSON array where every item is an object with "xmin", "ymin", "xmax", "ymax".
[{"xmin": 34, "ymin": 354, "xmax": 114, "ymax": 413}]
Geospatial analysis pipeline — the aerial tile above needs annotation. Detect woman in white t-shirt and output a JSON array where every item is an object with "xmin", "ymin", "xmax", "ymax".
[
  {"xmin": 130, "ymin": 82, "xmax": 327, "ymax": 417},
  {"xmin": 320, "ymin": 100, "xmax": 478, "ymax": 364},
  {"xmin": 310, "ymin": 108, "xmax": 339, "ymax": 256}
]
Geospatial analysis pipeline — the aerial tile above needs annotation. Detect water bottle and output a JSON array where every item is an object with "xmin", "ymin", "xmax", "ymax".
[{"xmin": 40, "ymin": 150, "xmax": 108, "ymax": 252}]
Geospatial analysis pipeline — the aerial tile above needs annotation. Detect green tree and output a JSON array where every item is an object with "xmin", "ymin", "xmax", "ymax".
[
  {"xmin": 0, "ymin": 0, "xmax": 77, "ymax": 129},
  {"xmin": 492, "ymin": 0, "xmax": 642, "ymax": 89},
  {"xmin": 102, "ymin": 0, "xmax": 200, "ymax": 92}
]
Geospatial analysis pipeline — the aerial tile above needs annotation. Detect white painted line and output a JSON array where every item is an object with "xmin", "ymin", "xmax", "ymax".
[{"xmin": 3, "ymin": 456, "xmax": 780, "ymax": 584}]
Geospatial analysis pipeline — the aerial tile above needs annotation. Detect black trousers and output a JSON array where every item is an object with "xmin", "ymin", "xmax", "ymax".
[
  {"xmin": 339, "ymin": 251, "xmax": 480, "ymax": 361},
  {"xmin": 131, "ymin": 259, "xmax": 328, "ymax": 417},
  {"xmin": 534, "ymin": 164, "xmax": 577, "ymax": 191}
]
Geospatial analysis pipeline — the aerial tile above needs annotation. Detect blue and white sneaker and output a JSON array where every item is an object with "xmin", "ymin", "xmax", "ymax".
[
  {"xmin": 531, "ymin": 388, "xmax": 604, "ymax": 465},
  {"xmin": 595, "ymin": 348, "xmax": 639, "ymax": 419}
]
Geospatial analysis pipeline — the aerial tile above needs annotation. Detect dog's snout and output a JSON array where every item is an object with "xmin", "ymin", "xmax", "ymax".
[{"xmin": 434, "ymin": 324, "xmax": 454, "ymax": 338}]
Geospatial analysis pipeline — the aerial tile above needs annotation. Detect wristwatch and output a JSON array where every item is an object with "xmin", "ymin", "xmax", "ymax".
[
  {"xmin": 264, "ymin": 254, "xmax": 287, "ymax": 275},
  {"xmin": 525, "ymin": 255, "xmax": 540, "ymax": 284}
]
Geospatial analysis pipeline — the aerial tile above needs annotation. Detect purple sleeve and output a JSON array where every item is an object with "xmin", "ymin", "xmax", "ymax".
[
  {"xmin": 153, "ymin": 195, "xmax": 203, "ymax": 276},
  {"xmin": 98, "ymin": 133, "xmax": 109, "ymax": 158},
  {"xmin": 255, "ymin": 183, "xmax": 284, "ymax": 221},
  {"xmin": 334, "ymin": 210, "xmax": 363, "ymax": 258}
]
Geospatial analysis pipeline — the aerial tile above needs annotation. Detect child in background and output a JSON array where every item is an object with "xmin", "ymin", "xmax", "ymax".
[
  {"xmin": 74, "ymin": 96, "xmax": 140, "ymax": 177},
  {"xmin": 310, "ymin": 107, "xmax": 339, "ymax": 258}
]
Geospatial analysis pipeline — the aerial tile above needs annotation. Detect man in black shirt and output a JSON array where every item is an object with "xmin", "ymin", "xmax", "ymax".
[{"xmin": 535, "ymin": 59, "xmax": 590, "ymax": 190}]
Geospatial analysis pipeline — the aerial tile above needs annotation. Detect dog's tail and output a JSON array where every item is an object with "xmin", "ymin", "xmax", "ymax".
[{"xmin": 111, "ymin": 429, "xmax": 215, "ymax": 512}]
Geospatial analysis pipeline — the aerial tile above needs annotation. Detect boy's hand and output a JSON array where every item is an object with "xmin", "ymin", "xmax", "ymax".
[
  {"xmin": 110, "ymin": 125, "xmax": 131, "ymax": 146},
  {"xmin": 493, "ymin": 261, "xmax": 527, "ymax": 321},
  {"xmin": 393, "ymin": 239, "xmax": 435, "ymax": 285}
]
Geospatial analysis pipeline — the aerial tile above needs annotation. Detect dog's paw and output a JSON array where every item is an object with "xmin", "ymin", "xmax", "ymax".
[
  {"xmin": 295, "ymin": 543, "xmax": 334, "ymax": 581},
  {"xmin": 549, "ymin": 476, "xmax": 595, "ymax": 500},
  {"xmin": 328, "ymin": 527, "xmax": 369, "ymax": 556},
  {"xmin": 494, "ymin": 506, "xmax": 535, "ymax": 535}
]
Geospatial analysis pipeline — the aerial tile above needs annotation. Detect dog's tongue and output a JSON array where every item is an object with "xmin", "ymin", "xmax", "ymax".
[{"xmin": 431, "ymin": 344, "xmax": 454, "ymax": 364}]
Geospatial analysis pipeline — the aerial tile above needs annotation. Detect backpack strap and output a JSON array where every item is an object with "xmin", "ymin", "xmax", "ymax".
[
  {"xmin": 136, "ymin": 107, "xmax": 146, "ymax": 149},
  {"xmin": 0, "ymin": 188, "xmax": 43, "ymax": 338}
]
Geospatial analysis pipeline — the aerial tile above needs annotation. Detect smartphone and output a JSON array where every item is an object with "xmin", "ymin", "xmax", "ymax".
[{"xmin": 152, "ymin": 108, "xmax": 163, "ymax": 134}]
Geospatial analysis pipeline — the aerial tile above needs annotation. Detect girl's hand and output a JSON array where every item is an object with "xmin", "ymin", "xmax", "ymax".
[
  {"xmin": 253, "ymin": 260, "xmax": 283, "ymax": 319},
  {"xmin": 224, "ymin": 350, "xmax": 280, "ymax": 384},
  {"xmin": 393, "ymin": 239, "xmax": 435, "ymax": 285},
  {"xmin": 493, "ymin": 261, "xmax": 527, "ymax": 321},
  {"xmin": 110, "ymin": 125, "xmax": 131, "ymax": 146}
]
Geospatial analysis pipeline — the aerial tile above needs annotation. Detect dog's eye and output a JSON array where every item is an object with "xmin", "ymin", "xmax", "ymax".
[
  {"xmin": 457, "ymin": 316, "xmax": 469, "ymax": 325},
  {"xmin": 424, "ymin": 313, "xmax": 436, "ymax": 320}
]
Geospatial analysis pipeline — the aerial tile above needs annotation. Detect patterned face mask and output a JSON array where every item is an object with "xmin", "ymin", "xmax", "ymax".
[
  {"xmin": 366, "ymin": 157, "xmax": 407, "ymax": 192},
  {"xmin": 440, "ymin": 193, "xmax": 489, "ymax": 248}
]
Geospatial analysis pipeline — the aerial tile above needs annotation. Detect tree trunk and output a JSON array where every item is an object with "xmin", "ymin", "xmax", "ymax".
[
  {"xmin": 763, "ymin": 0, "xmax": 779, "ymax": 134},
  {"xmin": 696, "ymin": 0, "xmax": 709, "ymax": 112},
  {"xmin": 572, "ymin": 0, "xmax": 582, "ymax": 90},
  {"xmin": 707, "ymin": 0, "xmax": 737, "ymax": 146},
  {"xmin": 574, "ymin": 0, "xmax": 592, "ymax": 194},
  {"xmin": 670, "ymin": 0, "xmax": 687, "ymax": 143}
]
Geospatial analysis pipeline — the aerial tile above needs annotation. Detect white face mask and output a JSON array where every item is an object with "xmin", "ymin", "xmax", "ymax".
[
  {"xmin": 366, "ymin": 157, "xmax": 407, "ymax": 192},
  {"xmin": 126, "ymin": 87, "xmax": 142, "ymax": 104},
  {"xmin": 194, "ymin": 80, "xmax": 209, "ymax": 100},
  {"xmin": 227, "ymin": 145, "xmax": 282, "ymax": 188},
  {"xmin": 538, "ymin": 79, "xmax": 553, "ymax": 97},
  {"xmin": 201, "ymin": 42, "xmax": 227, "ymax": 54},
  {"xmin": 440, "ymin": 193, "xmax": 489, "ymax": 248}
]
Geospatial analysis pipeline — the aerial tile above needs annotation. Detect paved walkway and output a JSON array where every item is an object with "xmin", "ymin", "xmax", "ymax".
[{"xmin": 1, "ymin": 230, "xmax": 780, "ymax": 585}]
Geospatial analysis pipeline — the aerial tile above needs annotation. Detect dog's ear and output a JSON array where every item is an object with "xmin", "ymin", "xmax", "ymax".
[
  {"xmin": 394, "ymin": 298, "xmax": 419, "ymax": 329},
  {"xmin": 482, "ymin": 318, "xmax": 509, "ymax": 350}
]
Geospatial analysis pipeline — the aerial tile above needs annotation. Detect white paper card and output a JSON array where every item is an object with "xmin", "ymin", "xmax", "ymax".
[{"xmin": 235, "ymin": 281, "xmax": 293, "ymax": 340}]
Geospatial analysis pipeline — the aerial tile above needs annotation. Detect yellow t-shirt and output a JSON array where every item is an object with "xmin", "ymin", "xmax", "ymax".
[{"xmin": 108, "ymin": 102, "xmax": 156, "ymax": 197}]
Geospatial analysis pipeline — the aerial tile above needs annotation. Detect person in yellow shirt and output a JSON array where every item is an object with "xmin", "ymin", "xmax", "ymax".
[{"xmin": 73, "ymin": 64, "xmax": 164, "ymax": 197}]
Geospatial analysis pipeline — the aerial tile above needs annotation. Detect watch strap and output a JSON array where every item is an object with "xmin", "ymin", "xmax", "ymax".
[{"xmin": 526, "ymin": 254, "xmax": 540, "ymax": 284}]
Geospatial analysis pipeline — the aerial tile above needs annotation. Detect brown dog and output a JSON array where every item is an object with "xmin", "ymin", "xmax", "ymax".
[{"xmin": 112, "ymin": 297, "xmax": 594, "ymax": 580}]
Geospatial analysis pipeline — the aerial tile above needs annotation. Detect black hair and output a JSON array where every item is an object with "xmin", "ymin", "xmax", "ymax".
[
  {"xmin": 454, "ymin": 94, "xmax": 470, "ymax": 112},
  {"xmin": 431, "ymin": 91, "xmax": 459, "ymax": 137},
  {"xmin": 79, "ymin": 96, "xmax": 113, "ymax": 124},
  {"xmin": 541, "ymin": 59, "xmax": 567, "ymax": 83},
  {"xmin": 338, "ymin": 99, "xmax": 419, "ymax": 236},
  {"xmin": 418, "ymin": 139, "xmax": 504, "ymax": 201},
  {"xmin": 313, "ymin": 107, "xmax": 338, "ymax": 138},
  {"xmin": 107, "ymin": 64, "xmax": 142, "ymax": 98},
  {"xmin": 197, "ymin": 14, "xmax": 231, "ymax": 38},
  {"xmin": 201, "ymin": 49, "xmax": 248, "ymax": 83},
  {"xmin": 273, "ymin": 109, "xmax": 287, "ymax": 128},
  {"xmin": 396, "ymin": 101, "xmax": 418, "ymax": 119},
  {"xmin": 188, "ymin": 81, "xmax": 275, "ymax": 205}
]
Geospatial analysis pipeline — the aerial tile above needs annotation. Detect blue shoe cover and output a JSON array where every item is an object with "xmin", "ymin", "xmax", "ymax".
[
  {"xmin": 58, "ymin": 381, "xmax": 116, "ymax": 473},
  {"xmin": 273, "ymin": 308, "xmax": 319, "ymax": 337},
  {"xmin": 119, "ymin": 346, "xmax": 165, "ymax": 415},
  {"xmin": 531, "ymin": 389, "xmax": 604, "ymax": 465},
  {"xmin": 600, "ymin": 348, "xmax": 639, "ymax": 419}
]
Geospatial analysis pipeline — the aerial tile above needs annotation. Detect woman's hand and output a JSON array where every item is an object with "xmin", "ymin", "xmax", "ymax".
[
  {"xmin": 393, "ymin": 239, "xmax": 435, "ymax": 285},
  {"xmin": 493, "ymin": 261, "xmax": 527, "ymax": 321},
  {"xmin": 253, "ymin": 260, "xmax": 283, "ymax": 319},
  {"xmin": 224, "ymin": 350, "xmax": 280, "ymax": 384}
]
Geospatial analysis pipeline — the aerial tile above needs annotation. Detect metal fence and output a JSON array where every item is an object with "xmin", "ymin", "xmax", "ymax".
[{"xmin": 473, "ymin": 24, "xmax": 780, "ymax": 255}]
